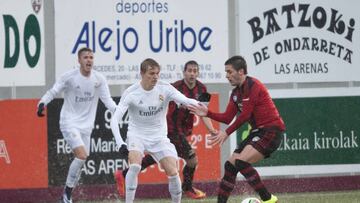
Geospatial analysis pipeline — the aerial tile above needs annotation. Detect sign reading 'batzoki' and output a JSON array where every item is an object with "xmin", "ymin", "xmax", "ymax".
[{"xmin": 238, "ymin": 1, "xmax": 360, "ymax": 83}]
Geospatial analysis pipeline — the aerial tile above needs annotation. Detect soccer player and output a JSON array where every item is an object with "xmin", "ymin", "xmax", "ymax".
[
  {"xmin": 114, "ymin": 60, "xmax": 216, "ymax": 199},
  {"xmin": 36, "ymin": 47, "xmax": 117, "ymax": 203},
  {"xmin": 189, "ymin": 55, "xmax": 285, "ymax": 203},
  {"xmin": 110, "ymin": 58, "xmax": 200, "ymax": 203}
]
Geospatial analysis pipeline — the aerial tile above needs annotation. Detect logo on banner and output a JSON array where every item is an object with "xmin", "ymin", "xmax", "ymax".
[{"xmin": 31, "ymin": 0, "xmax": 42, "ymax": 14}]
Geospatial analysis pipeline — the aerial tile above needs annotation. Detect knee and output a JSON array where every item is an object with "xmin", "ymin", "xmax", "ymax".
[
  {"xmin": 75, "ymin": 153, "xmax": 88, "ymax": 160},
  {"xmin": 166, "ymin": 169, "xmax": 178, "ymax": 176},
  {"xmin": 73, "ymin": 146, "xmax": 88, "ymax": 160},
  {"xmin": 186, "ymin": 156, "xmax": 198, "ymax": 168},
  {"xmin": 234, "ymin": 159, "xmax": 251, "ymax": 171},
  {"xmin": 165, "ymin": 166, "xmax": 178, "ymax": 176},
  {"xmin": 129, "ymin": 164, "xmax": 141, "ymax": 174}
]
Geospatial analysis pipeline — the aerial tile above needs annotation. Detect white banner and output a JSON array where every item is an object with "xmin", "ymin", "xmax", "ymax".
[
  {"xmin": 0, "ymin": 0, "xmax": 45, "ymax": 87},
  {"xmin": 55, "ymin": 0, "xmax": 228, "ymax": 84},
  {"xmin": 238, "ymin": 0, "xmax": 360, "ymax": 83}
]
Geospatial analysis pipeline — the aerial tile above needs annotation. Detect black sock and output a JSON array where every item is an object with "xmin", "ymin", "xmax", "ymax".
[
  {"xmin": 182, "ymin": 165, "xmax": 196, "ymax": 191},
  {"xmin": 141, "ymin": 154, "xmax": 156, "ymax": 170},
  {"xmin": 218, "ymin": 161, "xmax": 238, "ymax": 203},
  {"xmin": 235, "ymin": 159, "xmax": 271, "ymax": 201},
  {"xmin": 64, "ymin": 186, "xmax": 73, "ymax": 200}
]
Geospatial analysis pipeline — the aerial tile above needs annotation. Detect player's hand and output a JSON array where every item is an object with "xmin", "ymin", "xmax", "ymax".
[
  {"xmin": 209, "ymin": 129, "xmax": 218, "ymax": 136},
  {"xmin": 37, "ymin": 103, "xmax": 45, "ymax": 117},
  {"xmin": 188, "ymin": 103, "xmax": 208, "ymax": 116},
  {"xmin": 208, "ymin": 130, "xmax": 228, "ymax": 146},
  {"xmin": 117, "ymin": 144, "xmax": 129, "ymax": 156}
]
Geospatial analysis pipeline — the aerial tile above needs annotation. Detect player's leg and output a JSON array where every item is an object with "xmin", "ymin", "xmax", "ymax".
[
  {"xmin": 217, "ymin": 157, "xmax": 239, "ymax": 203},
  {"xmin": 151, "ymin": 138, "xmax": 181, "ymax": 203},
  {"xmin": 121, "ymin": 154, "xmax": 156, "ymax": 177},
  {"xmin": 160, "ymin": 156, "xmax": 182, "ymax": 203},
  {"xmin": 61, "ymin": 128, "xmax": 90, "ymax": 203},
  {"xmin": 124, "ymin": 136, "xmax": 145, "ymax": 203},
  {"xmin": 125, "ymin": 151, "xmax": 142, "ymax": 203},
  {"xmin": 174, "ymin": 134, "xmax": 206, "ymax": 199},
  {"xmin": 115, "ymin": 154, "xmax": 156, "ymax": 197},
  {"xmin": 231, "ymin": 128, "xmax": 282, "ymax": 203}
]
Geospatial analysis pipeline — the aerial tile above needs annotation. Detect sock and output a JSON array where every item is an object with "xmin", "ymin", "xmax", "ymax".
[
  {"xmin": 64, "ymin": 186, "xmax": 73, "ymax": 200},
  {"xmin": 64, "ymin": 158, "xmax": 85, "ymax": 199},
  {"xmin": 182, "ymin": 165, "xmax": 196, "ymax": 191},
  {"xmin": 122, "ymin": 154, "xmax": 156, "ymax": 178},
  {"xmin": 218, "ymin": 161, "xmax": 238, "ymax": 203},
  {"xmin": 65, "ymin": 157, "xmax": 86, "ymax": 188},
  {"xmin": 125, "ymin": 164, "xmax": 141, "ymax": 203},
  {"xmin": 168, "ymin": 174, "xmax": 182, "ymax": 203},
  {"xmin": 141, "ymin": 154, "xmax": 156, "ymax": 170},
  {"xmin": 235, "ymin": 159, "xmax": 271, "ymax": 201}
]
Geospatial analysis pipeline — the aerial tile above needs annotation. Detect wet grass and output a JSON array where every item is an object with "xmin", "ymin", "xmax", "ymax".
[{"xmin": 78, "ymin": 190, "xmax": 360, "ymax": 203}]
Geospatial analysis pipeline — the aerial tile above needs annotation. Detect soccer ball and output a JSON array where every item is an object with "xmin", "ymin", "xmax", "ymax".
[{"xmin": 241, "ymin": 197, "xmax": 261, "ymax": 203}]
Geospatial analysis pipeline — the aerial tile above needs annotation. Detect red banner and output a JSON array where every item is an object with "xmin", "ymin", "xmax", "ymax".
[{"xmin": 0, "ymin": 99, "xmax": 48, "ymax": 189}]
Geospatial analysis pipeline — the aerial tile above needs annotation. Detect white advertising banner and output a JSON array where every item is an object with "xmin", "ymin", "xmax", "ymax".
[
  {"xmin": 55, "ymin": 0, "xmax": 228, "ymax": 84},
  {"xmin": 238, "ymin": 0, "xmax": 360, "ymax": 83},
  {"xmin": 0, "ymin": 0, "xmax": 45, "ymax": 87}
]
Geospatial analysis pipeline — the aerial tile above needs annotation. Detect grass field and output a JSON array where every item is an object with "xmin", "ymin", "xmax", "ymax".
[{"xmin": 78, "ymin": 190, "xmax": 360, "ymax": 203}]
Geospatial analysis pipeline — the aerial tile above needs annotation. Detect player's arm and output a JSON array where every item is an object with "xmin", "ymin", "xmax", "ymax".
[
  {"xmin": 169, "ymin": 84, "xmax": 199, "ymax": 106},
  {"xmin": 197, "ymin": 92, "xmax": 217, "ymax": 134},
  {"xmin": 98, "ymin": 75, "xmax": 116, "ymax": 112},
  {"xmin": 224, "ymin": 85, "xmax": 260, "ymax": 136},
  {"xmin": 201, "ymin": 117, "xmax": 217, "ymax": 135},
  {"xmin": 110, "ymin": 96, "xmax": 129, "ymax": 149},
  {"xmin": 37, "ymin": 75, "xmax": 67, "ymax": 117},
  {"xmin": 206, "ymin": 98, "xmax": 238, "ymax": 124},
  {"xmin": 110, "ymin": 105, "xmax": 127, "ymax": 147}
]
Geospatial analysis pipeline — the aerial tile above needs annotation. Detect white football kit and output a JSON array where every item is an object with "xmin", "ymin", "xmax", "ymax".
[
  {"xmin": 39, "ymin": 69, "xmax": 116, "ymax": 152},
  {"xmin": 111, "ymin": 80, "xmax": 199, "ymax": 161}
]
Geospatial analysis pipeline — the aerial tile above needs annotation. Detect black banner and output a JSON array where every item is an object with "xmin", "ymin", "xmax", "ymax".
[{"xmin": 47, "ymin": 97, "xmax": 128, "ymax": 186}]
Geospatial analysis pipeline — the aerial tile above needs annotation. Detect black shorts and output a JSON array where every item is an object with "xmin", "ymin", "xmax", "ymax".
[
  {"xmin": 168, "ymin": 133, "xmax": 196, "ymax": 160},
  {"xmin": 234, "ymin": 127, "xmax": 283, "ymax": 158}
]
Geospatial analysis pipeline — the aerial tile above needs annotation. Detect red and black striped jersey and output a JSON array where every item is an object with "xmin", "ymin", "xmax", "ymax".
[
  {"xmin": 167, "ymin": 79, "xmax": 207, "ymax": 136},
  {"xmin": 207, "ymin": 76, "xmax": 285, "ymax": 135}
]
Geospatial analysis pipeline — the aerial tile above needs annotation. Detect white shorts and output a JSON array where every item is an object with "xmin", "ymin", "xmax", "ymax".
[
  {"xmin": 60, "ymin": 127, "xmax": 92, "ymax": 155},
  {"xmin": 127, "ymin": 136, "xmax": 178, "ymax": 162}
]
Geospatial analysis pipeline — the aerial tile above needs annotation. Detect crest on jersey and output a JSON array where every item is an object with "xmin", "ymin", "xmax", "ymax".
[
  {"xmin": 232, "ymin": 95, "xmax": 237, "ymax": 102},
  {"xmin": 94, "ymin": 82, "xmax": 101, "ymax": 88},
  {"xmin": 31, "ymin": 0, "xmax": 42, "ymax": 14},
  {"xmin": 238, "ymin": 102, "xmax": 243, "ymax": 112},
  {"xmin": 159, "ymin": 94, "xmax": 164, "ymax": 101},
  {"xmin": 252, "ymin": 136, "xmax": 260, "ymax": 142}
]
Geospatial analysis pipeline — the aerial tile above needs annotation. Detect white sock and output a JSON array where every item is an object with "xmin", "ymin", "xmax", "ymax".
[
  {"xmin": 125, "ymin": 164, "xmax": 141, "ymax": 203},
  {"xmin": 65, "ymin": 157, "xmax": 86, "ymax": 188},
  {"xmin": 168, "ymin": 174, "xmax": 182, "ymax": 203}
]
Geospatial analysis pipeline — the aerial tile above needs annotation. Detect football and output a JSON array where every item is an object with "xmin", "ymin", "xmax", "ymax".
[{"xmin": 241, "ymin": 197, "xmax": 261, "ymax": 203}]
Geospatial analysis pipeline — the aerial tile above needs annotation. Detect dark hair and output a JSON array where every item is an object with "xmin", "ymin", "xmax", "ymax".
[
  {"xmin": 183, "ymin": 60, "xmax": 199, "ymax": 71},
  {"xmin": 140, "ymin": 58, "xmax": 160, "ymax": 73},
  {"xmin": 77, "ymin": 47, "xmax": 93, "ymax": 58},
  {"xmin": 224, "ymin": 55, "xmax": 247, "ymax": 74}
]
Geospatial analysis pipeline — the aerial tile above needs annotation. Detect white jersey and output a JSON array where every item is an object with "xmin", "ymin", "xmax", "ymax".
[
  {"xmin": 111, "ymin": 80, "xmax": 199, "ymax": 146},
  {"xmin": 39, "ymin": 69, "xmax": 116, "ymax": 130}
]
